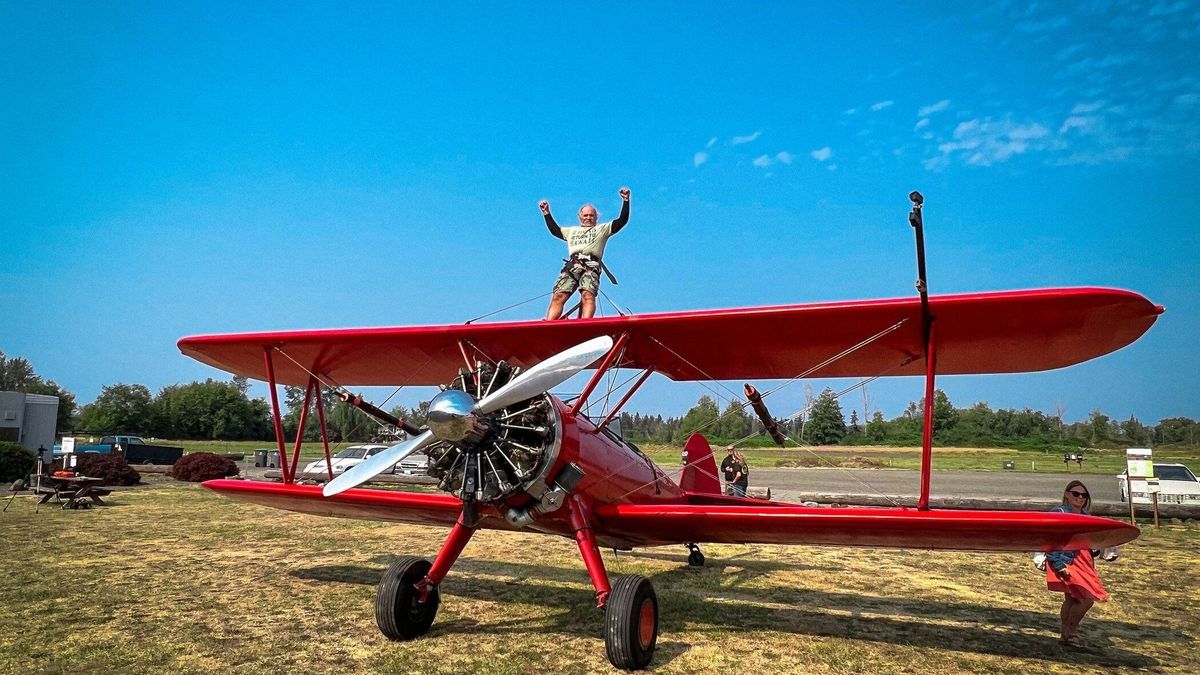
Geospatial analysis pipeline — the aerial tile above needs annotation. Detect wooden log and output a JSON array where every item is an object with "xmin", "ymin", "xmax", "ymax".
[
  {"xmin": 134, "ymin": 465, "xmax": 172, "ymax": 474},
  {"xmin": 261, "ymin": 470, "xmax": 440, "ymax": 486}
]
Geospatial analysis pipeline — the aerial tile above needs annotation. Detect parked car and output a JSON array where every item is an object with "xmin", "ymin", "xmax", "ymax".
[
  {"xmin": 397, "ymin": 451, "xmax": 430, "ymax": 476},
  {"xmin": 1118, "ymin": 463, "xmax": 1200, "ymax": 504},
  {"xmin": 299, "ymin": 444, "xmax": 393, "ymax": 479}
]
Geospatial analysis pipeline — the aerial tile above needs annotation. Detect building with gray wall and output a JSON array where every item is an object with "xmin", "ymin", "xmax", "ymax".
[{"xmin": 0, "ymin": 391, "xmax": 60, "ymax": 453}]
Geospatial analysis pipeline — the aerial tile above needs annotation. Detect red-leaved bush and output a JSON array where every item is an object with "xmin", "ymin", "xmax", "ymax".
[
  {"xmin": 76, "ymin": 454, "xmax": 141, "ymax": 486},
  {"xmin": 170, "ymin": 453, "xmax": 239, "ymax": 482}
]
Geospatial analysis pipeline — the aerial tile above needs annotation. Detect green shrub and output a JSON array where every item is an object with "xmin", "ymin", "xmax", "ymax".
[
  {"xmin": 75, "ymin": 454, "xmax": 141, "ymax": 486},
  {"xmin": 0, "ymin": 442, "xmax": 35, "ymax": 483},
  {"xmin": 170, "ymin": 452, "xmax": 239, "ymax": 482}
]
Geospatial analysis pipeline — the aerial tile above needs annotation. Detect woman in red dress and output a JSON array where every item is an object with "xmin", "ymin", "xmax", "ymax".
[{"xmin": 1045, "ymin": 480, "xmax": 1109, "ymax": 647}]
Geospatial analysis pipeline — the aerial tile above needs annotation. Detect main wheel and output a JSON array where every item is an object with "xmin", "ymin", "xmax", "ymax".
[
  {"xmin": 376, "ymin": 556, "xmax": 440, "ymax": 640},
  {"xmin": 604, "ymin": 575, "xmax": 658, "ymax": 670}
]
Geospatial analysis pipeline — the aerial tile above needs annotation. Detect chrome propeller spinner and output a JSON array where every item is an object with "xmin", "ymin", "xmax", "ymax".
[{"xmin": 426, "ymin": 389, "xmax": 490, "ymax": 443}]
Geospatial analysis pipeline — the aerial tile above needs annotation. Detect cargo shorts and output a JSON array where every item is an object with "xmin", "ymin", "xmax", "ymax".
[{"xmin": 553, "ymin": 268, "xmax": 600, "ymax": 295}]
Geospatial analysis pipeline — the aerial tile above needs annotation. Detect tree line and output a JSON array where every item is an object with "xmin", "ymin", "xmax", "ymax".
[
  {"xmin": 620, "ymin": 389, "xmax": 1200, "ymax": 449},
  {"xmin": 5, "ymin": 350, "xmax": 1196, "ymax": 447}
]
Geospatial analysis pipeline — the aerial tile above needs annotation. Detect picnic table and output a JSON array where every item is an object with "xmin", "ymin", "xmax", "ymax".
[{"xmin": 34, "ymin": 475, "xmax": 112, "ymax": 509}]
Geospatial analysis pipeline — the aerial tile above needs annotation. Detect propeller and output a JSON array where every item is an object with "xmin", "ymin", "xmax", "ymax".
[
  {"xmin": 476, "ymin": 335, "xmax": 614, "ymax": 413},
  {"xmin": 322, "ymin": 431, "xmax": 437, "ymax": 497},
  {"xmin": 321, "ymin": 335, "xmax": 614, "ymax": 498}
]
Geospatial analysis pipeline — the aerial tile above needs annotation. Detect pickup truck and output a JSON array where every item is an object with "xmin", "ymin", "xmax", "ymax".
[{"xmin": 55, "ymin": 435, "xmax": 184, "ymax": 465}]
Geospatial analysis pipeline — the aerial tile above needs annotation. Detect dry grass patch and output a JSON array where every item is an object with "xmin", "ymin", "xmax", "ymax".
[{"xmin": 1, "ymin": 480, "xmax": 1196, "ymax": 673}]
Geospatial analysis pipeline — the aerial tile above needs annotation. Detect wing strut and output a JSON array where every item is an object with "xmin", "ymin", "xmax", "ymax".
[
  {"xmin": 909, "ymin": 191, "xmax": 936, "ymax": 511},
  {"xmin": 570, "ymin": 333, "xmax": 629, "ymax": 417}
]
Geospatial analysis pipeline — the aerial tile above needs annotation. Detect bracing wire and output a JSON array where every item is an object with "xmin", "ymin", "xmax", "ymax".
[{"xmin": 464, "ymin": 291, "xmax": 555, "ymax": 324}]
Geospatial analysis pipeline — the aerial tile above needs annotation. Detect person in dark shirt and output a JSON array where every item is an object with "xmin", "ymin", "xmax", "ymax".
[
  {"xmin": 539, "ymin": 187, "xmax": 631, "ymax": 319},
  {"xmin": 720, "ymin": 445, "xmax": 749, "ymax": 497}
]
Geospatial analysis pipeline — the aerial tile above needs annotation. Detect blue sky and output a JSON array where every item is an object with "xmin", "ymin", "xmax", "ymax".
[{"xmin": 2, "ymin": 1, "xmax": 1197, "ymax": 426}]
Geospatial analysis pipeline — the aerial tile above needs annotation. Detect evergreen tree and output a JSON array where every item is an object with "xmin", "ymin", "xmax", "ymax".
[
  {"xmin": 806, "ymin": 388, "xmax": 846, "ymax": 445},
  {"xmin": 1088, "ymin": 410, "xmax": 1110, "ymax": 444},
  {"xmin": 679, "ymin": 395, "xmax": 720, "ymax": 437},
  {"xmin": 715, "ymin": 399, "xmax": 752, "ymax": 441},
  {"xmin": 866, "ymin": 410, "xmax": 887, "ymax": 443}
]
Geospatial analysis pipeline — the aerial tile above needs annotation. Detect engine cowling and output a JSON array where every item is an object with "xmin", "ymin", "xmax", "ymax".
[{"xmin": 423, "ymin": 362, "xmax": 562, "ymax": 504}]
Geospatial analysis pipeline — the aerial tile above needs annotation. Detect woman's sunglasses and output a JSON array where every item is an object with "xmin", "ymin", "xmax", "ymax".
[{"xmin": 1068, "ymin": 490, "xmax": 1089, "ymax": 499}]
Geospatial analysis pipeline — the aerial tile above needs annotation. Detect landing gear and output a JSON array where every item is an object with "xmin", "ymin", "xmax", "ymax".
[
  {"xmin": 605, "ymin": 575, "xmax": 659, "ymax": 670},
  {"xmin": 686, "ymin": 543, "xmax": 705, "ymax": 567},
  {"xmin": 376, "ymin": 556, "xmax": 440, "ymax": 640}
]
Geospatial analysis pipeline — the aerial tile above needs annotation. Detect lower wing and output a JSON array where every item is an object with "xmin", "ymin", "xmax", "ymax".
[
  {"xmin": 205, "ymin": 480, "xmax": 1135, "ymax": 552},
  {"xmin": 592, "ymin": 502, "xmax": 1138, "ymax": 551}
]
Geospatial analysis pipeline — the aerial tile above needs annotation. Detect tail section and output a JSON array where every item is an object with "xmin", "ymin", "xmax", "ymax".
[{"xmin": 680, "ymin": 433, "xmax": 722, "ymax": 494}]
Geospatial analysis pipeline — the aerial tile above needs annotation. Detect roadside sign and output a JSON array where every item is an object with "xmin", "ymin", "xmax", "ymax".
[
  {"xmin": 61, "ymin": 437, "xmax": 76, "ymax": 454},
  {"xmin": 1126, "ymin": 447, "xmax": 1153, "ymax": 478},
  {"xmin": 1126, "ymin": 447, "xmax": 1162, "ymax": 527}
]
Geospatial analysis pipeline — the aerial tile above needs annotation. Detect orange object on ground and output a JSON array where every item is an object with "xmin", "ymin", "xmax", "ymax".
[{"xmin": 1046, "ymin": 549, "xmax": 1109, "ymax": 602}]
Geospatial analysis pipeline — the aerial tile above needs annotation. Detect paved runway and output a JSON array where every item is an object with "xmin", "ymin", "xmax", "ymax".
[{"xmin": 744, "ymin": 468, "xmax": 1120, "ymax": 503}]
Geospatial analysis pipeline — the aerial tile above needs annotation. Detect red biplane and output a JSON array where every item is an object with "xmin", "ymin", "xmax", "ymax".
[{"xmin": 178, "ymin": 197, "xmax": 1161, "ymax": 670}]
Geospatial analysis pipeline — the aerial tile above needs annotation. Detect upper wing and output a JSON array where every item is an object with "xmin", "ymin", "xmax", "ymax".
[
  {"xmin": 178, "ymin": 287, "xmax": 1161, "ymax": 386},
  {"xmin": 591, "ymin": 502, "xmax": 1140, "ymax": 551}
]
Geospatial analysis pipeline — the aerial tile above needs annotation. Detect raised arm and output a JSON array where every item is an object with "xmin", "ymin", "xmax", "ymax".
[
  {"xmin": 611, "ymin": 187, "xmax": 631, "ymax": 233},
  {"xmin": 539, "ymin": 200, "xmax": 563, "ymax": 240}
]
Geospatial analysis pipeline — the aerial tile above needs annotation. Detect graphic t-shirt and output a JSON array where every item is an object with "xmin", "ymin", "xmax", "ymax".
[{"xmin": 560, "ymin": 221, "xmax": 616, "ymax": 259}]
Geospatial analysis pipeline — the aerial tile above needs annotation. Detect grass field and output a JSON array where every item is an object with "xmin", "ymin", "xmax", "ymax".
[
  {"xmin": 2, "ymin": 478, "xmax": 1197, "ymax": 673},
  {"xmin": 156, "ymin": 439, "xmax": 1200, "ymax": 475}
]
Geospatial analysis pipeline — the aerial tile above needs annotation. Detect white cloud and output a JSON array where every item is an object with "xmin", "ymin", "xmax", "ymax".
[
  {"xmin": 915, "ymin": 118, "xmax": 930, "ymax": 130},
  {"xmin": 1059, "ymin": 116, "xmax": 1098, "ymax": 134},
  {"xmin": 810, "ymin": 146, "xmax": 833, "ymax": 161},
  {"xmin": 827, "ymin": 163, "xmax": 838, "ymax": 171},
  {"xmin": 752, "ymin": 154, "xmax": 772, "ymax": 168},
  {"xmin": 1149, "ymin": 1, "xmax": 1189, "ymax": 17},
  {"xmin": 1071, "ymin": 101, "xmax": 1105, "ymax": 114},
  {"xmin": 706, "ymin": 137, "xmax": 718, "ymax": 149},
  {"xmin": 844, "ymin": 107, "xmax": 859, "ymax": 115},
  {"xmin": 924, "ymin": 155, "xmax": 949, "ymax": 171},
  {"xmin": 775, "ymin": 151, "xmax": 793, "ymax": 164},
  {"xmin": 1065, "ymin": 53, "xmax": 1139, "ymax": 76},
  {"xmin": 917, "ymin": 99, "xmax": 950, "ymax": 116},
  {"xmin": 870, "ymin": 100, "xmax": 894, "ymax": 111},
  {"xmin": 933, "ymin": 118, "xmax": 1053, "ymax": 166},
  {"xmin": 732, "ymin": 131, "xmax": 762, "ymax": 145},
  {"xmin": 693, "ymin": 152, "xmax": 708, "ymax": 168}
]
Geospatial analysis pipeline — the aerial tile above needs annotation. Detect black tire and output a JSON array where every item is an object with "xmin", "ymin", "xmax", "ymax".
[
  {"xmin": 376, "ymin": 556, "xmax": 439, "ymax": 640},
  {"xmin": 604, "ymin": 575, "xmax": 658, "ymax": 670}
]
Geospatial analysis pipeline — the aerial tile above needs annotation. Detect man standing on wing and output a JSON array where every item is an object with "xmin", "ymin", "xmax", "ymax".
[{"xmin": 540, "ymin": 187, "xmax": 631, "ymax": 320}]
